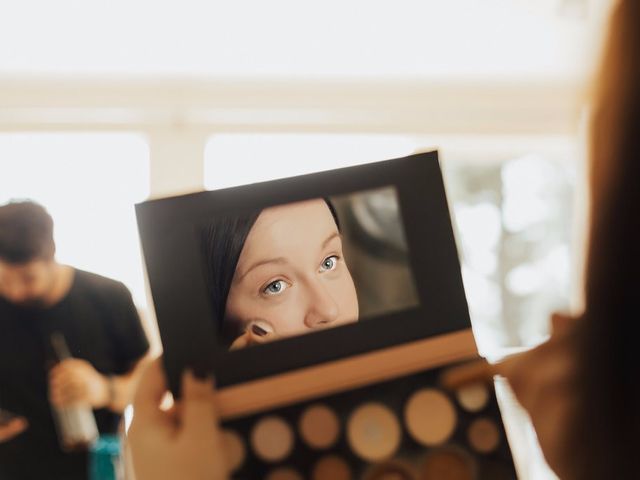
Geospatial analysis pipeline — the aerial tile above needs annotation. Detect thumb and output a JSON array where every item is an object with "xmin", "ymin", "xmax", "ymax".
[
  {"xmin": 550, "ymin": 312, "xmax": 577, "ymax": 337},
  {"xmin": 180, "ymin": 370, "xmax": 218, "ymax": 439}
]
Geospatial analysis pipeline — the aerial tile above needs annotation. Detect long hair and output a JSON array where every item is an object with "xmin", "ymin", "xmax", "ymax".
[{"xmin": 569, "ymin": 1, "xmax": 640, "ymax": 477}]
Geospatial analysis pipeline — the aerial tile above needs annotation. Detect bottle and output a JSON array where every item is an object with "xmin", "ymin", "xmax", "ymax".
[{"xmin": 50, "ymin": 332, "xmax": 99, "ymax": 451}]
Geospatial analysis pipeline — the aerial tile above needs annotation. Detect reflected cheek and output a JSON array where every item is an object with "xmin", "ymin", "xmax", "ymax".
[
  {"xmin": 264, "ymin": 290, "xmax": 312, "ymax": 336},
  {"xmin": 331, "ymin": 272, "xmax": 359, "ymax": 323},
  {"xmin": 226, "ymin": 291, "xmax": 309, "ymax": 337}
]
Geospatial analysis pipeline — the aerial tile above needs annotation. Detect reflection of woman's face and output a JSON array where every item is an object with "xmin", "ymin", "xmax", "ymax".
[{"xmin": 225, "ymin": 199, "xmax": 359, "ymax": 341}]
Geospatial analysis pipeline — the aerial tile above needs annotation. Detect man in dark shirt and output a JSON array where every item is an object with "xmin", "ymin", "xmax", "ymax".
[{"xmin": 0, "ymin": 201, "xmax": 150, "ymax": 480}]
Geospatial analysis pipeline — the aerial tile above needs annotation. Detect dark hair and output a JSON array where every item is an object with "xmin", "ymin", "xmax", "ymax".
[
  {"xmin": 202, "ymin": 198, "xmax": 339, "ymax": 347},
  {"xmin": 0, "ymin": 201, "xmax": 55, "ymax": 263},
  {"xmin": 568, "ymin": 1, "xmax": 640, "ymax": 478}
]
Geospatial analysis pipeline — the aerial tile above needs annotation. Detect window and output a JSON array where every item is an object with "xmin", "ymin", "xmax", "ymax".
[
  {"xmin": 433, "ymin": 134, "xmax": 578, "ymax": 354},
  {"xmin": 204, "ymin": 134, "xmax": 417, "ymax": 190}
]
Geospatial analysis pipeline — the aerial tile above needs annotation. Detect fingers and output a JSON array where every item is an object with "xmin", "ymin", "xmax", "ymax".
[
  {"xmin": 180, "ymin": 370, "xmax": 218, "ymax": 439},
  {"xmin": 49, "ymin": 360, "xmax": 84, "ymax": 397},
  {"xmin": 49, "ymin": 383, "xmax": 85, "ymax": 407},
  {"xmin": 550, "ymin": 312, "xmax": 577, "ymax": 337},
  {"xmin": 0, "ymin": 417, "xmax": 28, "ymax": 442},
  {"xmin": 440, "ymin": 359, "xmax": 497, "ymax": 390},
  {"xmin": 132, "ymin": 357, "xmax": 172, "ymax": 427},
  {"xmin": 49, "ymin": 370, "xmax": 87, "ymax": 407},
  {"xmin": 230, "ymin": 319, "xmax": 277, "ymax": 350},
  {"xmin": 229, "ymin": 333, "xmax": 251, "ymax": 350}
]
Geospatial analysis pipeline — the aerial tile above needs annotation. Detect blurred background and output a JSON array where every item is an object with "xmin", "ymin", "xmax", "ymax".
[
  {"xmin": 1, "ymin": 0, "xmax": 609, "ymax": 348},
  {"xmin": 0, "ymin": 1, "xmax": 614, "ymax": 476}
]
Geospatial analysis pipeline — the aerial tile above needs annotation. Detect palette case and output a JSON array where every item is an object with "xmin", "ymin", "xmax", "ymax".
[{"xmin": 136, "ymin": 151, "xmax": 519, "ymax": 479}]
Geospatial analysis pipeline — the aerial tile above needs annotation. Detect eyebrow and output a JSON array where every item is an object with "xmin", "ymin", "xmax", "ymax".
[
  {"xmin": 236, "ymin": 231, "xmax": 342, "ymax": 283},
  {"xmin": 322, "ymin": 232, "xmax": 341, "ymax": 249}
]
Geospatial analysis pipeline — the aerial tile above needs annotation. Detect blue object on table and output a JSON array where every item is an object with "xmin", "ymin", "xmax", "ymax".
[{"xmin": 89, "ymin": 434, "xmax": 122, "ymax": 480}]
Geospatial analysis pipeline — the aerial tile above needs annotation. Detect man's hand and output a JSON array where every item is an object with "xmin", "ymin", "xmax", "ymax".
[
  {"xmin": 49, "ymin": 359, "xmax": 110, "ymax": 409},
  {"xmin": 128, "ymin": 358, "xmax": 228, "ymax": 480},
  {"xmin": 0, "ymin": 416, "xmax": 28, "ymax": 443}
]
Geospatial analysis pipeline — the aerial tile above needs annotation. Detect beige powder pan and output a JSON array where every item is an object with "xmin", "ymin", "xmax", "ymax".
[
  {"xmin": 347, "ymin": 402, "xmax": 401, "ymax": 462},
  {"xmin": 421, "ymin": 445, "xmax": 478, "ymax": 480},
  {"xmin": 467, "ymin": 417, "xmax": 500, "ymax": 454},
  {"xmin": 404, "ymin": 388, "xmax": 457, "ymax": 446},
  {"xmin": 299, "ymin": 403, "xmax": 340, "ymax": 450},
  {"xmin": 362, "ymin": 459, "xmax": 419, "ymax": 480},
  {"xmin": 264, "ymin": 467, "xmax": 304, "ymax": 480},
  {"xmin": 311, "ymin": 455, "xmax": 352, "ymax": 480},
  {"xmin": 455, "ymin": 383, "xmax": 489, "ymax": 413},
  {"xmin": 250, "ymin": 415, "xmax": 294, "ymax": 463}
]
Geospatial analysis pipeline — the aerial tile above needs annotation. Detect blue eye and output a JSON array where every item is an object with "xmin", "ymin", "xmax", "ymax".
[
  {"xmin": 263, "ymin": 280, "xmax": 288, "ymax": 295},
  {"xmin": 320, "ymin": 255, "xmax": 339, "ymax": 272}
]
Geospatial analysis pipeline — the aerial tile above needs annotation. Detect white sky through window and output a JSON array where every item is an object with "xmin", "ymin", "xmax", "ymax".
[{"xmin": 0, "ymin": 0, "xmax": 608, "ymax": 79}]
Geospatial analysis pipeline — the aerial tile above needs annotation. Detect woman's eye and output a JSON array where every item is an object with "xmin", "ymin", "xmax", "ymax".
[
  {"xmin": 320, "ymin": 255, "xmax": 339, "ymax": 272},
  {"xmin": 263, "ymin": 280, "xmax": 288, "ymax": 295}
]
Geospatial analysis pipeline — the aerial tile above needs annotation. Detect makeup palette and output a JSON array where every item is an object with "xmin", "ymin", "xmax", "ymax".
[
  {"xmin": 136, "ymin": 151, "xmax": 519, "ymax": 479},
  {"xmin": 213, "ymin": 331, "xmax": 516, "ymax": 479},
  {"xmin": 222, "ymin": 371, "xmax": 514, "ymax": 479}
]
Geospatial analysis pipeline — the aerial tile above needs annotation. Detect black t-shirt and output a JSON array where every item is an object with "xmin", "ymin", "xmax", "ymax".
[{"xmin": 0, "ymin": 269, "xmax": 149, "ymax": 480}]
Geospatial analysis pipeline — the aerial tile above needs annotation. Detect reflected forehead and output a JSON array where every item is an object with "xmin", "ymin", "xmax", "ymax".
[
  {"xmin": 239, "ymin": 199, "xmax": 338, "ymax": 263},
  {"xmin": 252, "ymin": 199, "xmax": 335, "ymax": 238},
  {"xmin": 256, "ymin": 198, "xmax": 331, "ymax": 229}
]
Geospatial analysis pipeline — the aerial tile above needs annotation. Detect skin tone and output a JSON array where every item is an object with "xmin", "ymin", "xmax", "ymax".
[
  {"xmin": 128, "ymin": 359, "xmax": 227, "ymax": 480},
  {"xmin": 0, "ymin": 259, "xmax": 69, "ymax": 309},
  {"xmin": 0, "ymin": 258, "xmax": 151, "ymax": 444},
  {"xmin": 492, "ymin": 314, "xmax": 576, "ymax": 479},
  {"xmin": 226, "ymin": 199, "xmax": 359, "ymax": 349},
  {"xmin": 0, "ymin": 417, "xmax": 29, "ymax": 443}
]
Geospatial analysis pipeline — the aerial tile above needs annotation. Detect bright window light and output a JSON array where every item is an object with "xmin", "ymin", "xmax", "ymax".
[
  {"xmin": 0, "ymin": 133, "xmax": 149, "ymax": 307},
  {"xmin": 0, "ymin": 0, "xmax": 607, "ymax": 79},
  {"xmin": 204, "ymin": 133, "xmax": 417, "ymax": 190},
  {"xmin": 429, "ymin": 134, "xmax": 578, "ymax": 353}
]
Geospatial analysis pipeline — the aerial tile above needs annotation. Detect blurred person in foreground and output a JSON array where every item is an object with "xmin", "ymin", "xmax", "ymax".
[
  {"xmin": 127, "ymin": 1, "xmax": 639, "ymax": 478},
  {"xmin": 0, "ymin": 201, "xmax": 150, "ymax": 480}
]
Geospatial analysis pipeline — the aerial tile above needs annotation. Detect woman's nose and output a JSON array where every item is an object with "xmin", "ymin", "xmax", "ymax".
[{"xmin": 304, "ymin": 281, "xmax": 339, "ymax": 328}]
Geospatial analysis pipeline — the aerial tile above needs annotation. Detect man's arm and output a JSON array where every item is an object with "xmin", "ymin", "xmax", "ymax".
[
  {"xmin": 0, "ymin": 415, "xmax": 28, "ymax": 443},
  {"xmin": 49, "ymin": 279, "xmax": 152, "ymax": 412}
]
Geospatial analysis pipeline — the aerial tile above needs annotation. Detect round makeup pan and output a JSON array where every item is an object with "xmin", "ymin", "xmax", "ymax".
[
  {"xmin": 421, "ymin": 445, "xmax": 478, "ymax": 480},
  {"xmin": 250, "ymin": 415, "xmax": 294, "ymax": 463},
  {"xmin": 362, "ymin": 459, "xmax": 419, "ymax": 480},
  {"xmin": 404, "ymin": 388, "xmax": 457, "ymax": 446},
  {"xmin": 347, "ymin": 402, "xmax": 401, "ymax": 462},
  {"xmin": 299, "ymin": 403, "xmax": 340, "ymax": 450},
  {"xmin": 467, "ymin": 417, "xmax": 500, "ymax": 454},
  {"xmin": 311, "ymin": 455, "xmax": 352, "ymax": 480},
  {"xmin": 455, "ymin": 383, "xmax": 489, "ymax": 413},
  {"xmin": 264, "ymin": 467, "xmax": 304, "ymax": 480}
]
